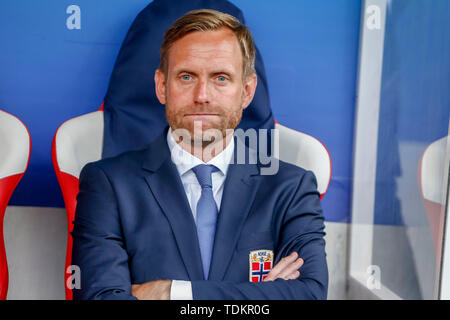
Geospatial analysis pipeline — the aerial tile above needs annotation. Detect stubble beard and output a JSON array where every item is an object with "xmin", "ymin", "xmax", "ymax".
[{"xmin": 166, "ymin": 103, "xmax": 243, "ymax": 148}]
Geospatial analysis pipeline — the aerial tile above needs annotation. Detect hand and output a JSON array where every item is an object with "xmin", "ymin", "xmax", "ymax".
[
  {"xmin": 263, "ymin": 251, "xmax": 304, "ymax": 282},
  {"xmin": 131, "ymin": 280, "xmax": 172, "ymax": 300}
]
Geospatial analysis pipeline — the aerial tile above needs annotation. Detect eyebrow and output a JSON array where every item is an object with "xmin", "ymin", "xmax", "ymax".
[
  {"xmin": 175, "ymin": 68, "xmax": 196, "ymax": 75},
  {"xmin": 175, "ymin": 68, "xmax": 236, "ymax": 77}
]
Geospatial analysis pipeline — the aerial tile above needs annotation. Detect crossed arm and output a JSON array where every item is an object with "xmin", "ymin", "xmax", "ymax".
[
  {"xmin": 72, "ymin": 163, "xmax": 328, "ymax": 300},
  {"xmin": 132, "ymin": 252, "xmax": 305, "ymax": 299}
]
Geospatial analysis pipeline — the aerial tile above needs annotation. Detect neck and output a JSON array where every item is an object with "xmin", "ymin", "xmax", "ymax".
[{"xmin": 171, "ymin": 129, "xmax": 233, "ymax": 163}]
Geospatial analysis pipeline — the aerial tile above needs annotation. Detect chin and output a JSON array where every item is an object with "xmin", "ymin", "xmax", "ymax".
[{"xmin": 186, "ymin": 121, "xmax": 222, "ymax": 133}]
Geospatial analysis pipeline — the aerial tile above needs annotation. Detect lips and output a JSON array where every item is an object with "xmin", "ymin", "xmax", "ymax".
[{"xmin": 184, "ymin": 114, "xmax": 221, "ymax": 121}]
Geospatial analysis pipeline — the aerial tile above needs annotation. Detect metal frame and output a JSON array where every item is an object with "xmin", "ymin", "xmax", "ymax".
[{"xmin": 348, "ymin": 0, "xmax": 401, "ymax": 300}]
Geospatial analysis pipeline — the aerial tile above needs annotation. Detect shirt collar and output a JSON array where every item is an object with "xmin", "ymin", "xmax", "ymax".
[{"xmin": 167, "ymin": 127, "xmax": 234, "ymax": 177}]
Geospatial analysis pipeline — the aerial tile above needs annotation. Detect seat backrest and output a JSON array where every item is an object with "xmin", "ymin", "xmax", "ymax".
[
  {"xmin": 418, "ymin": 136, "xmax": 447, "ymax": 257},
  {"xmin": 52, "ymin": 109, "xmax": 103, "ymax": 300},
  {"xmin": 54, "ymin": 111, "xmax": 104, "ymax": 180},
  {"xmin": 275, "ymin": 123, "xmax": 332, "ymax": 198},
  {"xmin": 0, "ymin": 109, "xmax": 31, "ymax": 300}
]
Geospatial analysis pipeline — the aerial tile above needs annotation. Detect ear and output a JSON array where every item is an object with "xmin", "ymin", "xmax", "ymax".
[
  {"xmin": 242, "ymin": 73, "xmax": 257, "ymax": 110},
  {"xmin": 154, "ymin": 69, "xmax": 167, "ymax": 105}
]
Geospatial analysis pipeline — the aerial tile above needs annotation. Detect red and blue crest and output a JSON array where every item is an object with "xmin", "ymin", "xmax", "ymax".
[{"xmin": 249, "ymin": 250, "xmax": 273, "ymax": 282}]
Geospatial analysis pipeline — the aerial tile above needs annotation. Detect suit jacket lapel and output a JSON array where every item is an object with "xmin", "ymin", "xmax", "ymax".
[
  {"xmin": 208, "ymin": 153, "xmax": 261, "ymax": 281},
  {"xmin": 142, "ymin": 130, "xmax": 204, "ymax": 281}
]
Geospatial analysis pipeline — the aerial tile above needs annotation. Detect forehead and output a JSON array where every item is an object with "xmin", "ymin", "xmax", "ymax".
[{"xmin": 167, "ymin": 28, "xmax": 243, "ymax": 73}]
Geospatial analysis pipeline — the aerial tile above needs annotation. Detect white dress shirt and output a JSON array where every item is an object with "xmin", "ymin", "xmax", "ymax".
[{"xmin": 166, "ymin": 127, "xmax": 234, "ymax": 300}]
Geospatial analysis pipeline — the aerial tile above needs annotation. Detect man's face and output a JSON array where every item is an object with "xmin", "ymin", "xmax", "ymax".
[{"xmin": 155, "ymin": 27, "xmax": 257, "ymax": 143}]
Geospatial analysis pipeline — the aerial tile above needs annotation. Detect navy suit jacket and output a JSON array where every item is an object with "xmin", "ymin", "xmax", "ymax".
[{"xmin": 71, "ymin": 128, "xmax": 328, "ymax": 300}]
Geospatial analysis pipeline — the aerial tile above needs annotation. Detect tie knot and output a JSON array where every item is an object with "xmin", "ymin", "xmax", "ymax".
[{"xmin": 192, "ymin": 164, "xmax": 218, "ymax": 189}]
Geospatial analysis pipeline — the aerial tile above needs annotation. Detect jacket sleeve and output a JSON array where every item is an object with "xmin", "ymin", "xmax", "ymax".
[
  {"xmin": 191, "ymin": 170, "xmax": 328, "ymax": 300},
  {"xmin": 71, "ymin": 162, "xmax": 137, "ymax": 300}
]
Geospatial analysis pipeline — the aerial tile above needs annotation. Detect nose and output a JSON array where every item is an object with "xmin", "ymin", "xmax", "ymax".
[{"xmin": 194, "ymin": 79, "xmax": 210, "ymax": 104}]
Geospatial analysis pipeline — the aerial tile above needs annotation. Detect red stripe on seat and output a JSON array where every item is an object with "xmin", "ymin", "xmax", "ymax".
[
  {"xmin": 52, "ymin": 132, "xmax": 80, "ymax": 300},
  {"xmin": 0, "ymin": 174, "xmax": 25, "ymax": 300}
]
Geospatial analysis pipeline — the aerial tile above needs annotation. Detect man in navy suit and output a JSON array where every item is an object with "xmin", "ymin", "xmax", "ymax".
[{"xmin": 72, "ymin": 9, "xmax": 328, "ymax": 300}]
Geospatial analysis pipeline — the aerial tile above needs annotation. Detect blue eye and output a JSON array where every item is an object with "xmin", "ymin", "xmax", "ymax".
[
  {"xmin": 217, "ymin": 76, "xmax": 227, "ymax": 82},
  {"xmin": 181, "ymin": 75, "xmax": 191, "ymax": 81}
]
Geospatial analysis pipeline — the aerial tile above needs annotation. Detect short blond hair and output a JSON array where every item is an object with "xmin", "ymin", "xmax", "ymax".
[{"xmin": 159, "ymin": 9, "xmax": 256, "ymax": 78}]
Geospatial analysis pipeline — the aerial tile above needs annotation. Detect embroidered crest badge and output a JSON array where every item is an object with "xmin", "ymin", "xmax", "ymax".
[{"xmin": 249, "ymin": 249, "xmax": 273, "ymax": 282}]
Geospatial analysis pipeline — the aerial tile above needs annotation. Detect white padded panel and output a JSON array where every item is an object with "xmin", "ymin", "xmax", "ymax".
[
  {"xmin": 0, "ymin": 110, "xmax": 30, "ymax": 179},
  {"xmin": 421, "ymin": 136, "xmax": 447, "ymax": 204},
  {"xmin": 275, "ymin": 123, "xmax": 331, "ymax": 194},
  {"xmin": 55, "ymin": 111, "xmax": 104, "ymax": 178}
]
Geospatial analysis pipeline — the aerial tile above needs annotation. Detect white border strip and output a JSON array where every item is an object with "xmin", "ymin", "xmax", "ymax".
[{"xmin": 349, "ymin": 0, "xmax": 387, "ymax": 299}]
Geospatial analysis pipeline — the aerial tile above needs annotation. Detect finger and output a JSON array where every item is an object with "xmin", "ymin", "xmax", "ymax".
[
  {"xmin": 265, "ymin": 257, "xmax": 303, "ymax": 281},
  {"xmin": 278, "ymin": 258, "xmax": 304, "ymax": 280},
  {"xmin": 263, "ymin": 252, "xmax": 298, "ymax": 281},
  {"xmin": 263, "ymin": 252, "xmax": 297, "ymax": 281},
  {"xmin": 264, "ymin": 261, "xmax": 301, "ymax": 282},
  {"xmin": 270, "ymin": 252, "xmax": 298, "ymax": 275},
  {"xmin": 285, "ymin": 270, "xmax": 300, "ymax": 280}
]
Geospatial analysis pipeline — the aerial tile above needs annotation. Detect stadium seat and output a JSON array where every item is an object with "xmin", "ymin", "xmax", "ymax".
[
  {"xmin": 0, "ymin": 109, "xmax": 31, "ymax": 300},
  {"xmin": 52, "ymin": 106, "xmax": 104, "ymax": 300},
  {"xmin": 52, "ymin": 107, "xmax": 331, "ymax": 299},
  {"xmin": 275, "ymin": 122, "xmax": 331, "ymax": 199}
]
